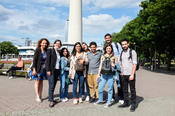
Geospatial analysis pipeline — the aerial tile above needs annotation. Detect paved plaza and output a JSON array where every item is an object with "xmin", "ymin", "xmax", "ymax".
[{"xmin": 0, "ymin": 68, "xmax": 175, "ymax": 116}]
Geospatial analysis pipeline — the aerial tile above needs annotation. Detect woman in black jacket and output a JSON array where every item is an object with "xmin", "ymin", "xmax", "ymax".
[
  {"xmin": 46, "ymin": 40, "xmax": 62, "ymax": 107},
  {"xmin": 32, "ymin": 38, "xmax": 50, "ymax": 103}
]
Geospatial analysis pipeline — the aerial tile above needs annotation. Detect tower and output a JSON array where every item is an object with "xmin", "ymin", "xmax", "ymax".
[{"xmin": 68, "ymin": 0, "xmax": 82, "ymax": 44}]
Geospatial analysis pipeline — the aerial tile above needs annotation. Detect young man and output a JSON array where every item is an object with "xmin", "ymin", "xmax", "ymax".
[
  {"xmin": 3, "ymin": 56, "xmax": 24, "ymax": 79},
  {"xmin": 87, "ymin": 42, "xmax": 101, "ymax": 103},
  {"xmin": 118, "ymin": 39, "xmax": 137, "ymax": 112},
  {"xmin": 104, "ymin": 33, "xmax": 124, "ymax": 104}
]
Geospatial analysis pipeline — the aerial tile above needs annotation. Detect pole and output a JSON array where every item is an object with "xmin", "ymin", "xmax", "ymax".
[{"xmin": 68, "ymin": 0, "xmax": 82, "ymax": 44}]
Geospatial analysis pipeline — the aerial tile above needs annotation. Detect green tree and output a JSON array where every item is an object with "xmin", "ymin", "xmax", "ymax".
[
  {"xmin": 0, "ymin": 41, "xmax": 18, "ymax": 56},
  {"xmin": 112, "ymin": 0, "xmax": 175, "ymax": 70}
]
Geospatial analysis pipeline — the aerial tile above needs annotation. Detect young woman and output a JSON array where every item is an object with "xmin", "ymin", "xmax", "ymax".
[
  {"xmin": 32, "ymin": 38, "xmax": 50, "ymax": 103},
  {"xmin": 81, "ymin": 42, "xmax": 90, "ymax": 102},
  {"xmin": 60, "ymin": 47, "xmax": 70, "ymax": 102},
  {"xmin": 46, "ymin": 40, "xmax": 62, "ymax": 107},
  {"xmin": 94, "ymin": 44, "xmax": 116, "ymax": 108},
  {"xmin": 69, "ymin": 42, "xmax": 88, "ymax": 104}
]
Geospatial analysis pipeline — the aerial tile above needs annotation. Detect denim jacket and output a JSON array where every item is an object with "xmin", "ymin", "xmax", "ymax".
[
  {"xmin": 113, "ymin": 62, "xmax": 121, "ymax": 87},
  {"xmin": 60, "ymin": 57, "xmax": 70, "ymax": 75}
]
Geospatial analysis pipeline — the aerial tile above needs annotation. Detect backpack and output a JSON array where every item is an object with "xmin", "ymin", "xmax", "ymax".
[
  {"xmin": 101, "ymin": 56, "xmax": 115, "ymax": 75},
  {"xmin": 120, "ymin": 49, "xmax": 139, "ymax": 71}
]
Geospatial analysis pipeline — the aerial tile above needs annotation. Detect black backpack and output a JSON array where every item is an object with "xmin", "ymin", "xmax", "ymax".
[
  {"xmin": 101, "ymin": 56, "xmax": 115, "ymax": 75},
  {"xmin": 120, "ymin": 49, "xmax": 139, "ymax": 71}
]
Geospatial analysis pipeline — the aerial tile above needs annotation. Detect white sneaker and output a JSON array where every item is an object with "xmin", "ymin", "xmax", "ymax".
[
  {"xmin": 119, "ymin": 100, "xmax": 124, "ymax": 104},
  {"xmin": 28, "ymin": 78, "xmax": 32, "ymax": 81},
  {"xmin": 36, "ymin": 97, "xmax": 42, "ymax": 103},
  {"xmin": 73, "ymin": 99, "xmax": 78, "ymax": 104},
  {"xmin": 85, "ymin": 96, "xmax": 90, "ymax": 102},
  {"xmin": 64, "ymin": 98, "xmax": 69, "ymax": 102},
  {"xmin": 9, "ymin": 76, "xmax": 14, "ymax": 79},
  {"xmin": 60, "ymin": 98, "xmax": 65, "ymax": 102},
  {"xmin": 61, "ymin": 98, "xmax": 69, "ymax": 102},
  {"xmin": 79, "ymin": 97, "xmax": 83, "ymax": 103},
  {"xmin": 111, "ymin": 98, "xmax": 115, "ymax": 103},
  {"xmin": 2, "ymin": 72, "xmax": 7, "ymax": 74},
  {"xmin": 104, "ymin": 103, "xmax": 111, "ymax": 108}
]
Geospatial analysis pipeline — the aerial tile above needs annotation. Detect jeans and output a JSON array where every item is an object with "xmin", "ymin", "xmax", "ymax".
[
  {"xmin": 82, "ymin": 77, "xmax": 90, "ymax": 97},
  {"xmin": 73, "ymin": 71, "xmax": 85, "ymax": 98},
  {"xmin": 48, "ymin": 69, "xmax": 60, "ymax": 102},
  {"xmin": 98, "ymin": 74, "xmax": 114, "ymax": 104},
  {"xmin": 121, "ymin": 75, "xmax": 136, "ymax": 105},
  {"xmin": 60, "ymin": 71, "xmax": 69, "ymax": 99}
]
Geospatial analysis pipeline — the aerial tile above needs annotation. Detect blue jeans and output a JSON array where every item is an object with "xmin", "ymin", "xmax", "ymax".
[
  {"xmin": 73, "ymin": 71, "xmax": 85, "ymax": 98},
  {"xmin": 98, "ymin": 74, "xmax": 114, "ymax": 104},
  {"xmin": 60, "ymin": 71, "xmax": 69, "ymax": 99},
  {"xmin": 82, "ymin": 77, "xmax": 90, "ymax": 96}
]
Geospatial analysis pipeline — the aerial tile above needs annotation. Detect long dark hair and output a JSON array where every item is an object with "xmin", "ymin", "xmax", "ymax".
[
  {"xmin": 82, "ymin": 42, "xmax": 90, "ymax": 52},
  {"xmin": 71, "ymin": 42, "xmax": 83, "ymax": 56},
  {"xmin": 37, "ymin": 38, "xmax": 50, "ymax": 49},
  {"xmin": 60, "ymin": 47, "xmax": 70, "ymax": 58},
  {"xmin": 104, "ymin": 44, "xmax": 114, "ymax": 55}
]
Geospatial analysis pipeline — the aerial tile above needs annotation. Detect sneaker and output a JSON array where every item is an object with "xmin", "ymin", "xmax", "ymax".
[
  {"xmin": 94, "ymin": 100, "xmax": 104, "ymax": 105},
  {"xmin": 28, "ymin": 78, "xmax": 32, "ymax": 81},
  {"xmin": 111, "ymin": 98, "xmax": 115, "ymax": 103},
  {"xmin": 49, "ymin": 102, "xmax": 54, "ymax": 108},
  {"xmin": 9, "ymin": 76, "xmax": 14, "ymax": 79},
  {"xmin": 62, "ymin": 98, "xmax": 69, "ymax": 102},
  {"xmin": 60, "ymin": 98, "xmax": 65, "ymax": 102},
  {"xmin": 73, "ymin": 99, "xmax": 78, "ymax": 104},
  {"xmin": 82, "ymin": 95, "xmax": 85, "ymax": 100},
  {"xmin": 118, "ymin": 102, "xmax": 130, "ymax": 108},
  {"xmin": 64, "ymin": 98, "xmax": 69, "ymax": 102},
  {"xmin": 2, "ymin": 72, "xmax": 7, "ymax": 74},
  {"xmin": 89, "ymin": 98, "xmax": 95, "ymax": 103},
  {"xmin": 79, "ymin": 97, "xmax": 83, "ymax": 103},
  {"xmin": 119, "ymin": 100, "xmax": 124, "ymax": 104},
  {"xmin": 36, "ymin": 97, "xmax": 42, "ymax": 103},
  {"xmin": 85, "ymin": 96, "xmax": 90, "ymax": 102},
  {"xmin": 104, "ymin": 103, "xmax": 111, "ymax": 108}
]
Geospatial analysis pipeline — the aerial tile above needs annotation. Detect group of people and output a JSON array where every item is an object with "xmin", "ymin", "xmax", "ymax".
[{"xmin": 30, "ymin": 33, "xmax": 138, "ymax": 112}]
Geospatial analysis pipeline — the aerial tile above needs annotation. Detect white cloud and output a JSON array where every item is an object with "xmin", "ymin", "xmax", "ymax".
[
  {"xmin": 0, "ymin": 35, "xmax": 24, "ymax": 45},
  {"xmin": 0, "ymin": 4, "xmax": 66, "ymax": 44},
  {"xmin": 0, "ymin": 5, "xmax": 14, "ymax": 22},
  {"xmin": 37, "ymin": 0, "xmax": 69, "ymax": 6},
  {"xmin": 83, "ymin": 14, "xmax": 131, "ymax": 35},
  {"xmin": 85, "ymin": 0, "xmax": 142, "ymax": 9}
]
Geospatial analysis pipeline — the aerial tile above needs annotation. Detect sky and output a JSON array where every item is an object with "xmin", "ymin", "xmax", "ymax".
[{"xmin": 0, "ymin": 0, "xmax": 143, "ymax": 46}]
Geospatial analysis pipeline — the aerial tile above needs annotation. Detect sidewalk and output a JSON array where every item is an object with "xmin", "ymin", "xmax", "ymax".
[{"xmin": 0, "ymin": 68, "xmax": 175, "ymax": 116}]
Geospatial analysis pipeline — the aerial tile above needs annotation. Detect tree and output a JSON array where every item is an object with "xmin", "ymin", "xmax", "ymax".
[
  {"xmin": 112, "ymin": 0, "xmax": 175, "ymax": 70},
  {"xmin": 0, "ymin": 41, "xmax": 18, "ymax": 56}
]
